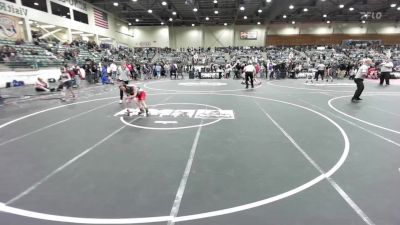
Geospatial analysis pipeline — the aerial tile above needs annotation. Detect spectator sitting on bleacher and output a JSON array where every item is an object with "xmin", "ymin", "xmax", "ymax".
[{"xmin": 15, "ymin": 39, "xmax": 25, "ymax": 45}]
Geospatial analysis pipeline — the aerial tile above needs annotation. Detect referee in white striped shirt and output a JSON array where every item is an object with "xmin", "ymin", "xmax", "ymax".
[{"xmin": 352, "ymin": 59, "xmax": 371, "ymax": 102}]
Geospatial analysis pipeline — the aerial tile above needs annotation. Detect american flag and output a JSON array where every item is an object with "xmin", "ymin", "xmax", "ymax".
[{"xmin": 94, "ymin": 8, "xmax": 109, "ymax": 29}]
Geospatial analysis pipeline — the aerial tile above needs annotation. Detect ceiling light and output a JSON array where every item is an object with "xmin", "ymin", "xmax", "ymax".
[
  {"xmin": 289, "ymin": 5, "xmax": 294, "ymax": 9},
  {"xmin": 161, "ymin": 1, "xmax": 167, "ymax": 6},
  {"xmin": 169, "ymin": 18, "xmax": 173, "ymax": 21},
  {"xmin": 398, "ymin": 6, "xmax": 400, "ymax": 10},
  {"xmin": 349, "ymin": 7, "xmax": 354, "ymax": 11},
  {"xmin": 113, "ymin": 2, "xmax": 118, "ymax": 6},
  {"xmin": 240, "ymin": 6, "xmax": 245, "ymax": 11},
  {"xmin": 326, "ymin": 20, "xmax": 331, "ymax": 24},
  {"xmin": 214, "ymin": 10, "xmax": 219, "ymax": 14},
  {"xmin": 161, "ymin": 22, "xmax": 164, "ymax": 25},
  {"xmin": 224, "ymin": 23, "xmax": 227, "ymax": 26},
  {"xmin": 257, "ymin": 21, "xmax": 261, "ymax": 25},
  {"xmin": 243, "ymin": 16, "xmax": 247, "ymax": 19},
  {"xmin": 172, "ymin": 11, "xmax": 177, "ymax": 15},
  {"xmin": 292, "ymin": 21, "xmax": 295, "ymax": 24},
  {"xmin": 339, "ymin": 4, "xmax": 344, "ymax": 8},
  {"xmin": 132, "ymin": 0, "xmax": 137, "ymax": 2},
  {"xmin": 266, "ymin": 0, "xmax": 271, "ymax": 2},
  {"xmin": 205, "ymin": 17, "xmax": 210, "ymax": 21},
  {"xmin": 214, "ymin": 0, "xmax": 218, "ymax": 3},
  {"xmin": 128, "ymin": 22, "xmax": 132, "ymax": 25},
  {"xmin": 192, "ymin": 24, "xmax": 195, "ymax": 26},
  {"xmin": 258, "ymin": 9, "xmax": 262, "ymax": 13},
  {"xmin": 34, "ymin": 2, "xmax": 39, "ymax": 6},
  {"xmin": 303, "ymin": 8, "xmax": 308, "ymax": 12},
  {"xmin": 362, "ymin": 20, "xmax": 366, "ymax": 23},
  {"xmin": 135, "ymin": 18, "xmax": 139, "ymax": 22},
  {"xmin": 391, "ymin": 3, "xmax": 397, "ymax": 7},
  {"xmin": 323, "ymin": 14, "xmax": 327, "ymax": 18},
  {"xmin": 282, "ymin": 14, "xmax": 287, "ymax": 18},
  {"xmin": 193, "ymin": 8, "xmax": 198, "ymax": 12},
  {"xmin": 148, "ymin": 9, "xmax": 152, "ymax": 13}
]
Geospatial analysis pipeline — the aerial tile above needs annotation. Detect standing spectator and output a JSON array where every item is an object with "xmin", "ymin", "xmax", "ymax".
[
  {"xmin": 110, "ymin": 61, "xmax": 118, "ymax": 81},
  {"xmin": 255, "ymin": 63, "xmax": 261, "ymax": 78},
  {"xmin": 127, "ymin": 63, "xmax": 134, "ymax": 79},
  {"xmin": 77, "ymin": 66, "xmax": 86, "ymax": 80}
]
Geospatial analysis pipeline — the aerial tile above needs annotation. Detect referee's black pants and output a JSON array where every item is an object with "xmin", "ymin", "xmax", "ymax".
[
  {"xmin": 352, "ymin": 78, "xmax": 364, "ymax": 100},
  {"xmin": 245, "ymin": 72, "xmax": 254, "ymax": 88},
  {"xmin": 380, "ymin": 72, "xmax": 390, "ymax": 85},
  {"xmin": 315, "ymin": 70, "xmax": 324, "ymax": 81}
]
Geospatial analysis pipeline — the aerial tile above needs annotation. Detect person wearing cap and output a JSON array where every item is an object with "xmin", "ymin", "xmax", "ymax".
[
  {"xmin": 379, "ymin": 58, "xmax": 393, "ymax": 86},
  {"xmin": 351, "ymin": 59, "xmax": 371, "ymax": 102}
]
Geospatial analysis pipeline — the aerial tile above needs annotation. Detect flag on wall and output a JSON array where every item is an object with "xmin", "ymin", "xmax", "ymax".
[{"xmin": 94, "ymin": 8, "xmax": 109, "ymax": 29}]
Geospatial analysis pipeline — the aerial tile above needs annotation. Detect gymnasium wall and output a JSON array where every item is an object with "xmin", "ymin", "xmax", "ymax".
[
  {"xmin": 1, "ymin": 0, "xmax": 400, "ymax": 48},
  {"xmin": 203, "ymin": 26, "xmax": 234, "ymax": 48},
  {"xmin": 169, "ymin": 26, "xmax": 203, "ymax": 48},
  {"xmin": 266, "ymin": 22, "xmax": 400, "ymax": 46},
  {"xmin": 168, "ymin": 25, "xmax": 266, "ymax": 49},
  {"xmin": 131, "ymin": 26, "xmax": 169, "ymax": 48}
]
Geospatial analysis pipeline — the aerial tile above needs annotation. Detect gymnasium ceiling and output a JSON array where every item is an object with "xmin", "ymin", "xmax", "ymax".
[{"xmin": 86, "ymin": 0, "xmax": 400, "ymax": 26}]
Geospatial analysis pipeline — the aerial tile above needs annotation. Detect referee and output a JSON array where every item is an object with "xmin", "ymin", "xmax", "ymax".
[
  {"xmin": 351, "ymin": 59, "xmax": 371, "ymax": 102},
  {"xmin": 244, "ymin": 63, "xmax": 256, "ymax": 89},
  {"xmin": 380, "ymin": 58, "xmax": 393, "ymax": 86},
  {"xmin": 315, "ymin": 62, "xmax": 325, "ymax": 81},
  {"xmin": 118, "ymin": 63, "xmax": 131, "ymax": 104}
]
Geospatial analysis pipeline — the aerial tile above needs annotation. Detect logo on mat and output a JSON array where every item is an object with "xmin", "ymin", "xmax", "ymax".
[{"xmin": 114, "ymin": 108, "xmax": 235, "ymax": 119}]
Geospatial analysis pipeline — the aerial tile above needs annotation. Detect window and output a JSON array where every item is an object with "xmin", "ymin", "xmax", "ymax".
[
  {"xmin": 21, "ymin": 0, "xmax": 47, "ymax": 12},
  {"xmin": 51, "ymin": 2, "xmax": 71, "ymax": 19},
  {"xmin": 73, "ymin": 10, "xmax": 88, "ymax": 24}
]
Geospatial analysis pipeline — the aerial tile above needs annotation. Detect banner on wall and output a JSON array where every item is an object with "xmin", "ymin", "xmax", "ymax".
[
  {"xmin": 55, "ymin": 0, "xmax": 88, "ymax": 11},
  {"xmin": 342, "ymin": 39, "xmax": 381, "ymax": 47},
  {"xmin": 139, "ymin": 41, "xmax": 151, "ymax": 47},
  {"xmin": 240, "ymin": 31, "xmax": 257, "ymax": 40},
  {"xmin": 0, "ymin": 1, "xmax": 28, "ymax": 17},
  {"xmin": 0, "ymin": 13, "xmax": 24, "ymax": 40}
]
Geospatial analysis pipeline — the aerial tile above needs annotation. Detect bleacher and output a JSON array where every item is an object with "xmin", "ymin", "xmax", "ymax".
[{"xmin": 0, "ymin": 39, "xmax": 63, "ymax": 70}]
